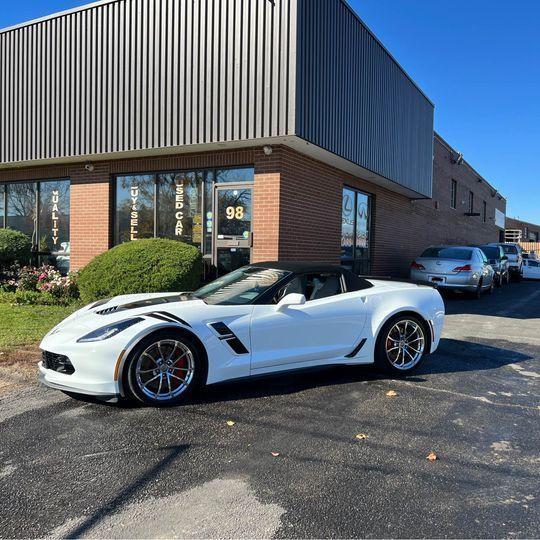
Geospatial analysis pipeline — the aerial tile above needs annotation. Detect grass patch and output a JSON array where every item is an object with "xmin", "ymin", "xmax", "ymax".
[{"xmin": 0, "ymin": 302, "xmax": 80, "ymax": 350}]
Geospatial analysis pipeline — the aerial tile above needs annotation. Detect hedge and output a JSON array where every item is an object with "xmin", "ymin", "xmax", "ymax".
[
  {"xmin": 0, "ymin": 229, "xmax": 32, "ymax": 266},
  {"xmin": 78, "ymin": 238, "xmax": 202, "ymax": 303}
]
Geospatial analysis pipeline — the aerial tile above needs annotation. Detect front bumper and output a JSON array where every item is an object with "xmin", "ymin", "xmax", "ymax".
[
  {"xmin": 39, "ymin": 361, "xmax": 120, "ymax": 400},
  {"xmin": 39, "ymin": 363, "xmax": 119, "ymax": 400}
]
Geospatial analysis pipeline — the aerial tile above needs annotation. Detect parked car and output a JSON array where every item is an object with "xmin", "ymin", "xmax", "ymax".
[
  {"xmin": 489, "ymin": 243, "xmax": 523, "ymax": 281},
  {"xmin": 410, "ymin": 246, "xmax": 495, "ymax": 298},
  {"xmin": 38, "ymin": 262, "xmax": 445, "ymax": 406},
  {"xmin": 523, "ymin": 259, "xmax": 540, "ymax": 280},
  {"xmin": 478, "ymin": 244, "xmax": 510, "ymax": 286}
]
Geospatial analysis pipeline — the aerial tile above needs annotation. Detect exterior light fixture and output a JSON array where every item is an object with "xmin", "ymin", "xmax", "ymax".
[
  {"xmin": 263, "ymin": 145, "xmax": 273, "ymax": 156},
  {"xmin": 84, "ymin": 163, "xmax": 95, "ymax": 172}
]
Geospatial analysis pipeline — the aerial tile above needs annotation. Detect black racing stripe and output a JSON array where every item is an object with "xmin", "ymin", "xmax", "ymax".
[
  {"xmin": 146, "ymin": 313, "xmax": 174, "ymax": 323},
  {"xmin": 155, "ymin": 311, "xmax": 191, "ymax": 327},
  {"xmin": 345, "ymin": 338, "xmax": 367, "ymax": 358}
]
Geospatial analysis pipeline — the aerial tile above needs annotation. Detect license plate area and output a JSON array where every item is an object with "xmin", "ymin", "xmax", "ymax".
[{"xmin": 428, "ymin": 276, "xmax": 445, "ymax": 284}]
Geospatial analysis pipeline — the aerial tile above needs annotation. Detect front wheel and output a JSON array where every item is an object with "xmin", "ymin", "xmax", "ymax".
[
  {"xmin": 125, "ymin": 330, "xmax": 204, "ymax": 406},
  {"xmin": 374, "ymin": 315, "xmax": 428, "ymax": 375}
]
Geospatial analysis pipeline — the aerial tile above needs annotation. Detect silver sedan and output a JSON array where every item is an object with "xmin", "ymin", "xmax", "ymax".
[{"xmin": 410, "ymin": 246, "xmax": 495, "ymax": 298}]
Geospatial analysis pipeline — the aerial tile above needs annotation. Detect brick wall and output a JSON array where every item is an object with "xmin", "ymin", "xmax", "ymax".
[{"xmin": 0, "ymin": 137, "xmax": 507, "ymax": 277}]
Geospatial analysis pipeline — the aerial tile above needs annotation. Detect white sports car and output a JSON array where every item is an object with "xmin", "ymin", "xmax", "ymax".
[{"xmin": 39, "ymin": 262, "xmax": 445, "ymax": 406}]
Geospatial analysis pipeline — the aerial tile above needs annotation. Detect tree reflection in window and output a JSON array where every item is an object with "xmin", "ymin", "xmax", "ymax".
[{"xmin": 7, "ymin": 183, "xmax": 37, "ymax": 247}]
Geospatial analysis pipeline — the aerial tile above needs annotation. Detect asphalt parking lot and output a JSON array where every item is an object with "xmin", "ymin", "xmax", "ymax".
[{"xmin": 0, "ymin": 281, "xmax": 539, "ymax": 539}]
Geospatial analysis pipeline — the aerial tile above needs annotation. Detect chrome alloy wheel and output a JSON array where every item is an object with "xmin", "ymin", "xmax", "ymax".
[
  {"xmin": 385, "ymin": 320, "xmax": 425, "ymax": 370},
  {"xmin": 135, "ymin": 339, "xmax": 195, "ymax": 401}
]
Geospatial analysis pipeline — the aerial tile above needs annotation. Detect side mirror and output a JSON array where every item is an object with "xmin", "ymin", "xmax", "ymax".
[
  {"xmin": 276, "ymin": 293, "xmax": 306, "ymax": 312},
  {"xmin": 502, "ymin": 255, "xmax": 508, "ymax": 261}
]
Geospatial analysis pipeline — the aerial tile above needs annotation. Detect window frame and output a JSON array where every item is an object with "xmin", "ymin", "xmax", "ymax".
[
  {"xmin": 483, "ymin": 200, "xmax": 487, "ymax": 223},
  {"xmin": 468, "ymin": 191, "xmax": 474, "ymax": 213},
  {"xmin": 450, "ymin": 179, "xmax": 457, "ymax": 209}
]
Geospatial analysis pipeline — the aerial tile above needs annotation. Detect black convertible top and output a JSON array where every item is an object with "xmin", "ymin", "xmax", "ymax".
[{"xmin": 250, "ymin": 261, "xmax": 373, "ymax": 292}]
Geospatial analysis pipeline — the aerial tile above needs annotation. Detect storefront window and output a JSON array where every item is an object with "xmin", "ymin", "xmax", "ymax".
[
  {"xmin": 0, "ymin": 179, "xmax": 71, "ymax": 271},
  {"xmin": 157, "ymin": 172, "xmax": 203, "ymax": 246},
  {"xmin": 39, "ymin": 180, "xmax": 71, "ymax": 272},
  {"xmin": 7, "ymin": 182, "xmax": 38, "ymax": 246},
  {"xmin": 341, "ymin": 187, "xmax": 371, "ymax": 275},
  {"xmin": 115, "ymin": 175, "xmax": 155, "ymax": 244}
]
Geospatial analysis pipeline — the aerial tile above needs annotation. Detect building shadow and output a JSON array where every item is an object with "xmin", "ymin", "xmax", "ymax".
[
  {"xmin": 62, "ymin": 444, "xmax": 189, "ymax": 539},
  {"xmin": 440, "ymin": 280, "xmax": 540, "ymax": 319}
]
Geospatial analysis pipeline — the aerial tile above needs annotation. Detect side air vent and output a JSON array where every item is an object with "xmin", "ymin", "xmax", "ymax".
[{"xmin": 210, "ymin": 322, "xmax": 249, "ymax": 355}]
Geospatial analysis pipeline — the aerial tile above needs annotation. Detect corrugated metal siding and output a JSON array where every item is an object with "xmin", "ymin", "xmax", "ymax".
[
  {"xmin": 296, "ymin": 0, "xmax": 434, "ymax": 197},
  {"xmin": 0, "ymin": 0, "xmax": 297, "ymax": 165}
]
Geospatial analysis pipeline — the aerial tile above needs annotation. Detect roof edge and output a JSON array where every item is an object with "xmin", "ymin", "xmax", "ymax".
[
  {"xmin": 434, "ymin": 131, "xmax": 506, "ymax": 203},
  {"xmin": 0, "ymin": 0, "xmax": 120, "ymax": 34}
]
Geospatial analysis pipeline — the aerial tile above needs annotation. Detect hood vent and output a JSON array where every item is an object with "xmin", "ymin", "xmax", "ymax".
[{"xmin": 96, "ymin": 306, "xmax": 120, "ymax": 315}]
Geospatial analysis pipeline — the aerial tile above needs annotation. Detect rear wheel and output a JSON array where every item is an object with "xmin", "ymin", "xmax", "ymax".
[
  {"xmin": 487, "ymin": 279, "xmax": 495, "ymax": 294},
  {"xmin": 374, "ymin": 315, "xmax": 428, "ymax": 375},
  {"xmin": 125, "ymin": 330, "xmax": 204, "ymax": 406}
]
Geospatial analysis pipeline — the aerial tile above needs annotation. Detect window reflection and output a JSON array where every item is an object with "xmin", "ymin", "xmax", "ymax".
[
  {"xmin": 7, "ymin": 183, "xmax": 37, "ymax": 247},
  {"xmin": 341, "ymin": 187, "xmax": 371, "ymax": 275},
  {"xmin": 157, "ymin": 172, "xmax": 203, "ymax": 245},
  {"xmin": 39, "ymin": 180, "xmax": 71, "ymax": 272},
  {"xmin": 115, "ymin": 175, "xmax": 155, "ymax": 244}
]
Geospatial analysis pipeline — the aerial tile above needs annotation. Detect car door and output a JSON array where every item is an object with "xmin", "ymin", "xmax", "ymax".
[
  {"xmin": 250, "ymin": 272, "xmax": 368, "ymax": 372},
  {"xmin": 523, "ymin": 260, "xmax": 540, "ymax": 279}
]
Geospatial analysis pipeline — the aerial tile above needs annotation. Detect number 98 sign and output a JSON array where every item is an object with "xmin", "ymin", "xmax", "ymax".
[{"xmin": 226, "ymin": 206, "xmax": 245, "ymax": 220}]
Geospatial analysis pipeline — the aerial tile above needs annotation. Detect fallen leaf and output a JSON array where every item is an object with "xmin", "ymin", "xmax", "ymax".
[
  {"xmin": 386, "ymin": 390, "xmax": 398, "ymax": 397},
  {"xmin": 427, "ymin": 452, "xmax": 438, "ymax": 461},
  {"xmin": 355, "ymin": 433, "xmax": 369, "ymax": 440},
  {"xmin": 226, "ymin": 420, "xmax": 236, "ymax": 427},
  {"xmin": 271, "ymin": 452, "xmax": 280, "ymax": 457}
]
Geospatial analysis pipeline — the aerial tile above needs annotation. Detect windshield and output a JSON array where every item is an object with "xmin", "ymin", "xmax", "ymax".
[
  {"xmin": 194, "ymin": 267, "xmax": 290, "ymax": 305},
  {"xmin": 501, "ymin": 245, "xmax": 518, "ymax": 255},
  {"xmin": 480, "ymin": 247, "xmax": 500, "ymax": 260},
  {"xmin": 421, "ymin": 247, "xmax": 473, "ymax": 261}
]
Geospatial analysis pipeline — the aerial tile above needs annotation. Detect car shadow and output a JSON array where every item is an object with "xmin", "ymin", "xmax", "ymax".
[
  {"xmin": 192, "ymin": 337, "xmax": 533, "ymax": 406},
  {"xmin": 64, "ymin": 338, "xmax": 532, "ymax": 409}
]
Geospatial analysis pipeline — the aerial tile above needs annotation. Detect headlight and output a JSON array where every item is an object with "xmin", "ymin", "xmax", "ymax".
[{"xmin": 77, "ymin": 318, "xmax": 144, "ymax": 343}]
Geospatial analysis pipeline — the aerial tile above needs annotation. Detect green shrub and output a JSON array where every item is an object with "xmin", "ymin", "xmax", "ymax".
[
  {"xmin": 0, "ymin": 229, "xmax": 32, "ymax": 266},
  {"xmin": 78, "ymin": 239, "xmax": 202, "ymax": 303},
  {"xmin": 0, "ymin": 290, "xmax": 80, "ymax": 306}
]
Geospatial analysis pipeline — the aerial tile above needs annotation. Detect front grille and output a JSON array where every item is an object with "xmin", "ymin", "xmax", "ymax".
[{"xmin": 42, "ymin": 351, "xmax": 75, "ymax": 375}]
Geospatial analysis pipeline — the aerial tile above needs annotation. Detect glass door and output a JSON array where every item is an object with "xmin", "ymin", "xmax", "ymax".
[{"xmin": 213, "ymin": 185, "xmax": 253, "ymax": 275}]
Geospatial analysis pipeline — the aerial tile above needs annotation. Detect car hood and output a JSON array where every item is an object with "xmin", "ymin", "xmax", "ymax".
[{"xmin": 47, "ymin": 292, "xmax": 205, "ymax": 336}]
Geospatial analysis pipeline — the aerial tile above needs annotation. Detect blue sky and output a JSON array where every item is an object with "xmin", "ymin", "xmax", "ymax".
[{"xmin": 1, "ymin": 1, "xmax": 539, "ymax": 223}]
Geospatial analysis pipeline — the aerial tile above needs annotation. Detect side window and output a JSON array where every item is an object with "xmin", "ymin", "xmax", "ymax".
[
  {"xmin": 530, "ymin": 261, "xmax": 539, "ymax": 268},
  {"xmin": 304, "ymin": 273, "xmax": 343, "ymax": 301},
  {"xmin": 273, "ymin": 273, "xmax": 343, "ymax": 303},
  {"xmin": 479, "ymin": 251, "xmax": 488, "ymax": 263}
]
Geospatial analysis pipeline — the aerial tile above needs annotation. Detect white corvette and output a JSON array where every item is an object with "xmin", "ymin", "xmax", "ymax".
[{"xmin": 39, "ymin": 262, "xmax": 445, "ymax": 406}]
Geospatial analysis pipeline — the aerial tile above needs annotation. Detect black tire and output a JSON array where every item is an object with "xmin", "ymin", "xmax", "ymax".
[
  {"xmin": 374, "ymin": 314, "xmax": 429, "ymax": 376},
  {"xmin": 470, "ymin": 280, "xmax": 483, "ymax": 299},
  {"xmin": 124, "ymin": 329, "xmax": 205, "ymax": 407},
  {"xmin": 495, "ymin": 274, "xmax": 502, "ymax": 287},
  {"xmin": 487, "ymin": 279, "xmax": 495, "ymax": 294}
]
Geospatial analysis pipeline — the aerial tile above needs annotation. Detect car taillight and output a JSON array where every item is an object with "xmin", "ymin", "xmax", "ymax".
[
  {"xmin": 453, "ymin": 264, "xmax": 472, "ymax": 272},
  {"xmin": 411, "ymin": 261, "xmax": 425, "ymax": 270}
]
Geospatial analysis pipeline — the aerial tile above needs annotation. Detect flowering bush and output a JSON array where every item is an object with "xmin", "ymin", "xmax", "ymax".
[{"xmin": 0, "ymin": 265, "xmax": 80, "ymax": 303}]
